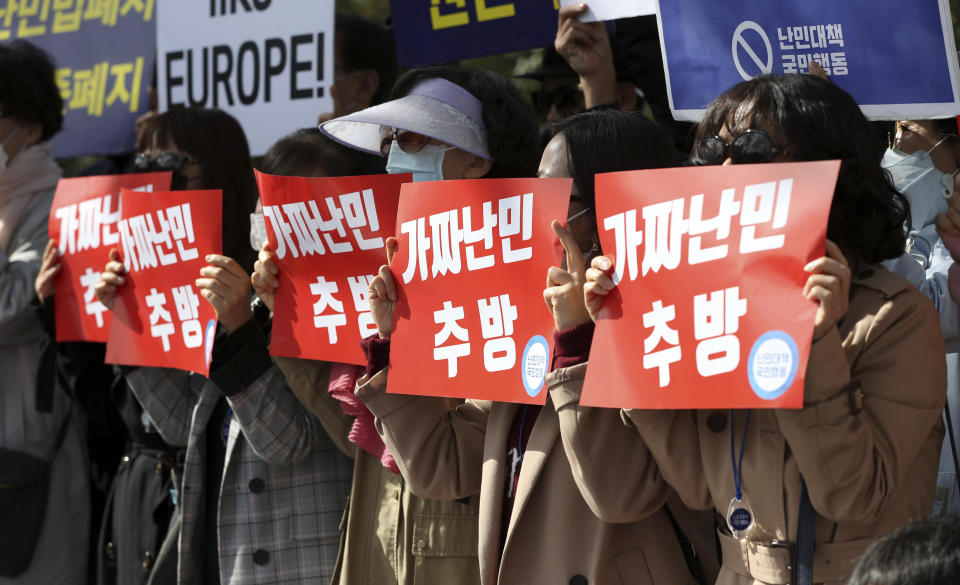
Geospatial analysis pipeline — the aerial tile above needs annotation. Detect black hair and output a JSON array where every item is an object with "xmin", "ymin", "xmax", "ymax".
[
  {"xmin": 0, "ymin": 40, "xmax": 63, "ymax": 142},
  {"xmin": 846, "ymin": 515, "xmax": 960, "ymax": 585},
  {"xmin": 336, "ymin": 13, "xmax": 398, "ymax": 107},
  {"xmin": 553, "ymin": 109, "xmax": 682, "ymax": 211},
  {"xmin": 391, "ymin": 66, "xmax": 541, "ymax": 179},
  {"xmin": 260, "ymin": 128, "xmax": 368, "ymax": 178},
  {"xmin": 137, "ymin": 108, "xmax": 258, "ymax": 274},
  {"xmin": 931, "ymin": 117, "xmax": 960, "ymax": 138},
  {"xmin": 694, "ymin": 74, "xmax": 908, "ymax": 273}
]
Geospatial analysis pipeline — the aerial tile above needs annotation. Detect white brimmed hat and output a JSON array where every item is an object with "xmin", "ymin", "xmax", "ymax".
[{"xmin": 320, "ymin": 77, "xmax": 491, "ymax": 160}]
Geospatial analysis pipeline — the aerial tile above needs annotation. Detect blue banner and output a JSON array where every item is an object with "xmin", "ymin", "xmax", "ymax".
[
  {"xmin": 657, "ymin": 0, "xmax": 960, "ymax": 120},
  {"xmin": 392, "ymin": 0, "xmax": 558, "ymax": 67},
  {"xmin": 0, "ymin": 0, "xmax": 156, "ymax": 158}
]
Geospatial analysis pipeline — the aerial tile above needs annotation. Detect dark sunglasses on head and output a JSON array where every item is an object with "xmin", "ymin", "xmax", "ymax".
[
  {"xmin": 379, "ymin": 127, "xmax": 430, "ymax": 158},
  {"xmin": 133, "ymin": 152, "xmax": 198, "ymax": 173},
  {"xmin": 695, "ymin": 129, "xmax": 790, "ymax": 165}
]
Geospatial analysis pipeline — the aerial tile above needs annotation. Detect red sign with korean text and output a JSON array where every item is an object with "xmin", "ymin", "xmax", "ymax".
[
  {"xmin": 256, "ymin": 171, "xmax": 409, "ymax": 364},
  {"xmin": 387, "ymin": 178, "xmax": 572, "ymax": 404},
  {"xmin": 580, "ymin": 162, "xmax": 840, "ymax": 409},
  {"xmin": 49, "ymin": 173, "xmax": 172, "ymax": 342},
  {"xmin": 105, "ymin": 189, "xmax": 222, "ymax": 375}
]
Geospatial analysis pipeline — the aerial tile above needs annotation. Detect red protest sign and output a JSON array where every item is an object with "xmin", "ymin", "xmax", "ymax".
[
  {"xmin": 105, "ymin": 189, "xmax": 222, "ymax": 375},
  {"xmin": 49, "ymin": 173, "xmax": 172, "ymax": 342},
  {"xmin": 387, "ymin": 178, "xmax": 572, "ymax": 404},
  {"xmin": 255, "ymin": 171, "xmax": 409, "ymax": 364},
  {"xmin": 580, "ymin": 161, "xmax": 839, "ymax": 410}
]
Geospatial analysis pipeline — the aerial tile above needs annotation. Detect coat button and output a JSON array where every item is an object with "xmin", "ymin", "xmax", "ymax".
[
  {"xmin": 105, "ymin": 541, "xmax": 116, "ymax": 561},
  {"xmin": 141, "ymin": 551, "xmax": 154, "ymax": 569},
  {"xmin": 252, "ymin": 549, "xmax": 269, "ymax": 565},
  {"xmin": 248, "ymin": 478, "xmax": 265, "ymax": 494},
  {"xmin": 122, "ymin": 455, "xmax": 131, "ymax": 464},
  {"xmin": 570, "ymin": 575, "xmax": 588, "ymax": 585},
  {"xmin": 706, "ymin": 412, "xmax": 727, "ymax": 433}
]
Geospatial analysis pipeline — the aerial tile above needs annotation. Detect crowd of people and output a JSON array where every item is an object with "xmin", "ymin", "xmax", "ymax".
[{"xmin": 2, "ymin": 4, "xmax": 960, "ymax": 585}]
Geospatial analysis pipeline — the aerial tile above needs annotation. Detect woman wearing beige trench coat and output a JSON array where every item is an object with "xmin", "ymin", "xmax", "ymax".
[{"xmin": 563, "ymin": 74, "xmax": 947, "ymax": 585}]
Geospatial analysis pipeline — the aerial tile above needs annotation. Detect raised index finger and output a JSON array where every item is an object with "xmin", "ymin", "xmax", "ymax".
[
  {"xmin": 552, "ymin": 220, "xmax": 586, "ymax": 277},
  {"xmin": 824, "ymin": 239, "xmax": 849, "ymax": 268}
]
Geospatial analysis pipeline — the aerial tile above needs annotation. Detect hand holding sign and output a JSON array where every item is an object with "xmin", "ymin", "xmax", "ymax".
[
  {"xmin": 555, "ymin": 4, "xmax": 613, "ymax": 80},
  {"xmin": 35, "ymin": 241, "xmax": 61, "ymax": 303},
  {"xmin": 251, "ymin": 242, "xmax": 279, "ymax": 312},
  {"xmin": 543, "ymin": 221, "xmax": 592, "ymax": 332},
  {"xmin": 368, "ymin": 237, "xmax": 399, "ymax": 339},
  {"xmin": 583, "ymin": 254, "xmax": 616, "ymax": 322},
  {"xmin": 803, "ymin": 240, "xmax": 851, "ymax": 341},
  {"xmin": 197, "ymin": 254, "xmax": 254, "ymax": 334},
  {"xmin": 95, "ymin": 248, "xmax": 126, "ymax": 311}
]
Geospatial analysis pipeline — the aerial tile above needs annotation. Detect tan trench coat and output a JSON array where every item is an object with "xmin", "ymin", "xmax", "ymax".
[
  {"xmin": 273, "ymin": 357, "xmax": 481, "ymax": 585},
  {"xmin": 622, "ymin": 269, "xmax": 947, "ymax": 585},
  {"xmin": 357, "ymin": 365, "xmax": 704, "ymax": 585}
]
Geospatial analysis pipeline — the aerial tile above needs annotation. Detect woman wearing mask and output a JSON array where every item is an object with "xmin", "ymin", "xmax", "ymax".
[
  {"xmin": 0, "ymin": 40, "xmax": 90, "ymax": 585},
  {"xmin": 252, "ymin": 66, "xmax": 539, "ymax": 585},
  {"xmin": 344, "ymin": 99, "xmax": 705, "ymax": 581},
  {"xmin": 880, "ymin": 118, "xmax": 960, "ymax": 341},
  {"xmin": 578, "ymin": 74, "xmax": 946, "ymax": 585},
  {"xmin": 96, "ymin": 108, "xmax": 354, "ymax": 585}
]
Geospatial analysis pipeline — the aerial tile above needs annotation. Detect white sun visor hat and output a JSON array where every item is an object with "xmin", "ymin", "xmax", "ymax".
[{"xmin": 319, "ymin": 77, "xmax": 491, "ymax": 160}]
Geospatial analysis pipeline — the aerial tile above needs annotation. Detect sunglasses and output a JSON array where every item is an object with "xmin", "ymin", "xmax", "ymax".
[
  {"xmin": 695, "ymin": 129, "xmax": 790, "ymax": 165},
  {"xmin": 133, "ymin": 152, "xmax": 198, "ymax": 173},
  {"xmin": 379, "ymin": 128, "xmax": 432, "ymax": 158}
]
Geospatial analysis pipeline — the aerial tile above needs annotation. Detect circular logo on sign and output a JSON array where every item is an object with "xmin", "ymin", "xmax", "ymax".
[
  {"xmin": 747, "ymin": 330, "xmax": 799, "ymax": 400},
  {"xmin": 204, "ymin": 319, "xmax": 218, "ymax": 369},
  {"xmin": 521, "ymin": 335, "xmax": 549, "ymax": 397},
  {"xmin": 731, "ymin": 20, "xmax": 773, "ymax": 81}
]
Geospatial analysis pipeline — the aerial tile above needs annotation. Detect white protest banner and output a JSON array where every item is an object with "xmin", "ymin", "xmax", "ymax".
[
  {"xmin": 157, "ymin": 0, "xmax": 334, "ymax": 155},
  {"xmin": 559, "ymin": 0, "xmax": 656, "ymax": 22}
]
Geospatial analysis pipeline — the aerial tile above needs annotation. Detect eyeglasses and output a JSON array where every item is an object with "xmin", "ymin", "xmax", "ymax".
[
  {"xmin": 379, "ymin": 127, "xmax": 431, "ymax": 157},
  {"xmin": 133, "ymin": 152, "xmax": 198, "ymax": 173},
  {"xmin": 695, "ymin": 129, "xmax": 790, "ymax": 165}
]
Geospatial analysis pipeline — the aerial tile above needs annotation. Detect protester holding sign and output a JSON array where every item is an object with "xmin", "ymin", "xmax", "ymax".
[
  {"xmin": 338, "ymin": 89, "xmax": 704, "ymax": 580},
  {"xmin": 97, "ymin": 108, "xmax": 353, "ymax": 585},
  {"xmin": 0, "ymin": 40, "xmax": 90, "ymax": 585},
  {"xmin": 254, "ymin": 65, "xmax": 542, "ymax": 585},
  {"xmin": 579, "ymin": 74, "xmax": 947, "ymax": 585}
]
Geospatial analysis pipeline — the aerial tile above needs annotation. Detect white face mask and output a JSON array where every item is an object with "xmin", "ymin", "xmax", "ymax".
[
  {"xmin": 0, "ymin": 124, "xmax": 21, "ymax": 172},
  {"xmin": 249, "ymin": 212, "xmax": 267, "ymax": 251},
  {"xmin": 882, "ymin": 143, "xmax": 957, "ymax": 230},
  {"xmin": 385, "ymin": 141, "xmax": 454, "ymax": 182}
]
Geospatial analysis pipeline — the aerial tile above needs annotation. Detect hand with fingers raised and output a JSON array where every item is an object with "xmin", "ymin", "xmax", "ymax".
[
  {"xmin": 543, "ymin": 221, "xmax": 592, "ymax": 331},
  {"xmin": 555, "ymin": 3, "xmax": 616, "ymax": 108},
  {"xmin": 583, "ymin": 254, "xmax": 616, "ymax": 323},
  {"xmin": 95, "ymin": 248, "xmax": 126, "ymax": 310},
  {"xmin": 803, "ymin": 240, "xmax": 851, "ymax": 341},
  {"xmin": 197, "ymin": 254, "xmax": 254, "ymax": 334},
  {"xmin": 367, "ymin": 237, "xmax": 399, "ymax": 339},
  {"xmin": 251, "ymin": 241, "xmax": 279, "ymax": 312},
  {"xmin": 35, "ymin": 240, "xmax": 61, "ymax": 302}
]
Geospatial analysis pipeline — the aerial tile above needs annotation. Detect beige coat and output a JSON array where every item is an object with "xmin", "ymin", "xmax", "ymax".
[
  {"xmin": 625, "ymin": 268, "xmax": 947, "ymax": 585},
  {"xmin": 273, "ymin": 357, "xmax": 481, "ymax": 585},
  {"xmin": 357, "ymin": 365, "xmax": 702, "ymax": 585}
]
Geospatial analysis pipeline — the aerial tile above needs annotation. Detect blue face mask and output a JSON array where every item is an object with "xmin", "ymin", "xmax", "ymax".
[{"xmin": 385, "ymin": 141, "xmax": 454, "ymax": 182}]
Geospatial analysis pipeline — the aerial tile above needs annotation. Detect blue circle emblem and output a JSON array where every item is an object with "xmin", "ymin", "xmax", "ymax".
[
  {"xmin": 746, "ymin": 330, "xmax": 799, "ymax": 400},
  {"xmin": 521, "ymin": 335, "xmax": 550, "ymax": 397}
]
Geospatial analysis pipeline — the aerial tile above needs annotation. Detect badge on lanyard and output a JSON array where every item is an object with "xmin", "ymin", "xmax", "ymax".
[{"xmin": 727, "ymin": 409, "xmax": 754, "ymax": 539}]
